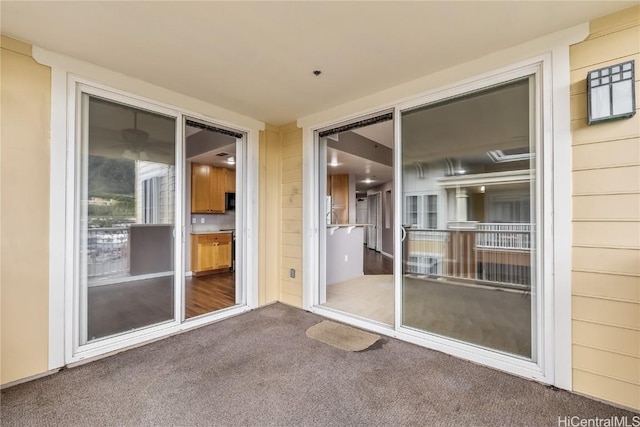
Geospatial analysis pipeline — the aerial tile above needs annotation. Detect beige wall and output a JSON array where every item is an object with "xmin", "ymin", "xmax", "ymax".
[
  {"xmin": 570, "ymin": 5, "xmax": 640, "ymax": 410},
  {"xmin": 279, "ymin": 123, "xmax": 303, "ymax": 307},
  {"xmin": 0, "ymin": 36, "xmax": 51, "ymax": 385},
  {"xmin": 259, "ymin": 124, "xmax": 282, "ymax": 305},
  {"xmin": 258, "ymin": 122, "xmax": 303, "ymax": 308}
]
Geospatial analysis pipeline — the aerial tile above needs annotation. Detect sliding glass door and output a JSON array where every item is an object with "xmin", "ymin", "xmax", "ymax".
[
  {"xmin": 399, "ymin": 77, "xmax": 538, "ymax": 359},
  {"xmin": 78, "ymin": 93, "xmax": 178, "ymax": 345}
]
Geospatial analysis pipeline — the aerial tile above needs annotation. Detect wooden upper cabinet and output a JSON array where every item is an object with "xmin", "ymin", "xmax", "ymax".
[
  {"xmin": 329, "ymin": 174, "xmax": 349, "ymax": 224},
  {"xmin": 191, "ymin": 163, "xmax": 212, "ymax": 213},
  {"xmin": 209, "ymin": 167, "xmax": 225, "ymax": 213},
  {"xmin": 191, "ymin": 163, "xmax": 227, "ymax": 213},
  {"xmin": 225, "ymin": 169, "xmax": 236, "ymax": 193}
]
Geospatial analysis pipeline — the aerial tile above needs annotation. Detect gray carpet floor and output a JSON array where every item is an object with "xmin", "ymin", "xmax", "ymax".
[{"xmin": 1, "ymin": 303, "xmax": 635, "ymax": 426}]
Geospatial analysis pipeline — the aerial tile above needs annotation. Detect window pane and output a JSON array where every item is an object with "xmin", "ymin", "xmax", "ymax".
[
  {"xmin": 401, "ymin": 77, "xmax": 536, "ymax": 360},
  {"xmin": 80, "ymin": 95, "xmax": 176, "ymax": 344}
]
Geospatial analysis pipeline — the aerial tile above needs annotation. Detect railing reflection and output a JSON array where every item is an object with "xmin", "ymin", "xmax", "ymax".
[
  {"xmin": 404, "ymin": 223, "xmax": 533, "ymax": 289},
  {"xmin": 87, "ymin": 227, "xmax": 129, "ymax": 279}
]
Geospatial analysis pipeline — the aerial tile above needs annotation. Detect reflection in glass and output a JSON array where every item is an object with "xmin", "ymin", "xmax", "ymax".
[
  {"xmin": 80, "ymin": 95, "xmax": 176, "ymax": 344},
  {"xmin": 401, "ymin": 78, "xmax": 536, "ymax": 359}
]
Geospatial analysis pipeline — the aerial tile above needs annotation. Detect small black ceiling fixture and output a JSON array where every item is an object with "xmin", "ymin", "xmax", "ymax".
[{"xmin": 313, "ymin": 70, "xmax": 322, "ymax": 76}]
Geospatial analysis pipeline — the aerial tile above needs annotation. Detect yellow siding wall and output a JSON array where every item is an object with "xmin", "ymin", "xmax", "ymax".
[
  {"xmin": 0, "ymin": 37, "xmax": 51, "ymax": 384},
  {"xmin": 570, "ymin": 5, "xmax": 640, "ymax": 410},
  {"xmin": 279, "ymin": 123, "xmax": 303, "ymax": 307},
  {"xmin": 259, "ymin": 125, "xmax": 282, "ymax": 305}
]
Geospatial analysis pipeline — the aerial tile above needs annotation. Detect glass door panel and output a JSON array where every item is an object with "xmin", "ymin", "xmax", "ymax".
[
  {"xmin": 79, "ymin": 94, "xmax": 177, "ymax": 344},
  {"xmin": 400, "ymin": 78, "xmax": 537, "ymax": 359}
]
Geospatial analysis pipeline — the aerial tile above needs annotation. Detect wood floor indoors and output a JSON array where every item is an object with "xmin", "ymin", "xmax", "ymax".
[
  {"xmin": 363, "ymin": 246, "xmax": 393, "ymax": 275},
  {"xmin": 185, "ymin": 272, "xmax": 236, "ymax": 318},
  {"xmin": 86, "ymin": 272, "xmax": 236, "ymax": 341}
]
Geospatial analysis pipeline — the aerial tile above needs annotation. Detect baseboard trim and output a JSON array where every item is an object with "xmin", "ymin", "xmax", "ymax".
[
  {"xmin": 381, "ymin": 251, "xmax": 394, "ymax": 259},
  {"xmin": 1, "ymin": 368, "xmax": 62, "ymax": 390}
]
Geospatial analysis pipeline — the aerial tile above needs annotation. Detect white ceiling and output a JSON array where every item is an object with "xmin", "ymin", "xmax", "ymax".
[
  {"xmin": 352, "ymin": 121, "xmax": 394, "ymax": 149},
  {"xmin": 327, "ymin": 146, "xmax": 393, "ymax": 192},
  {"xmin": 2, "ymin": 1, "xmax": 634, "ymax": 125}
]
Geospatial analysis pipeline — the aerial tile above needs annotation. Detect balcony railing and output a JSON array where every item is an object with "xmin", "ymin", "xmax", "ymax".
[
  {"xmin": 476, "ymin": 223, "xmax": 533, "ymax": 250},
  {"xmin": 404, "ymin": 223, "xmax": 533, "ymax": 289},
  {"xmin": 87, "ymin": 227, "xmax": 130, "ymax": 279}
]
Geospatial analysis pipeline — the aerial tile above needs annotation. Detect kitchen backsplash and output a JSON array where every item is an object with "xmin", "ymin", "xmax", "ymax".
[{"xmin": 190, "ymin": 211, "xmax": 235, "ymax": 232}]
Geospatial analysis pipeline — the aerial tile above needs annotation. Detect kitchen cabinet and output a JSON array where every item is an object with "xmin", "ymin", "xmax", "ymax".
[
  {"xmin": 191, "ymin": 163, "xmax": 226, "ymax": 213},
  {"xmin": 225, "ymin": 169, "xmax": 236, "ymax": 193},
  {"xmin": 327, "ymin": 174, "xmax": 349, "ymax": 224},
  {"xmin": 191, "ymin": 233, "xmax": 232, "ymax": 275}
]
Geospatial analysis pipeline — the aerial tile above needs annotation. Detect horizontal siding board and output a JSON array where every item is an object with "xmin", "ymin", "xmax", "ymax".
[
  {"xmin": 282, "ymin": 194, "xmax": 302, "ymax": 208},
  {"xmin": 282, "ymin": 168, "xmax": 302, "ymax": 184},
  {"xmin": 573, "ymin": 344, "xmax": 640, "ymax": 385},
  {"xmin": 281, "ymin": 267, "xmax": 302, "ymax": 285},
  {"xmin": 282, "ymin": 156, "xmax": 302, "ymax": 171},
  {"xmin": 282, "ymin": 141, "xmax": 302, "ymax": 159},
  {"xmin": 571, "ymin": 113, "xmax": 640, "ymax": 145},
  {"xmin": 573, "ymin": 369, "xmax": 640, "ymax": 410},
  {"xmin": 282, "ymin": 244, "xmax": 302, "ymax": 259},
  {"xmin": 588, "ymin": 6, "xmax": 640, "ymax": 36},
  {"xmin": 570, "ymin": 25, "xmax": 640, "ymax": 70},
  {"xmin": 281, "ymin": 280, "xmax": 303, "ymax": 298},
  {"xmin": 281, "ymin": 256, "xmax": 303, "ymax": 272},
  {"xmin": 282, "ymin": 207, "xmax": 302, "ymax": 221},
  {"xmin": 281, "ymin": 182, "xmax": 302, "ymax": 196},
  {"xmin": 573, "ymin": 295, "xmax": 640, "ymax": 330},
  {"xmin": 282, "ymin": 220, "xmax": 302, "ymax": 234},
  {"xmin": 281, "ymin": 232, "xmax": 302, "ymax": 247},
  {"xmin": 572, "ymin": 271, "xmax": 640, "ymax": 302},
  {"xmin": 570, "ymin": 53, "xmax": 640, "ymax": 95},
  {"xmin": 572, "ymin": 247, "xmax": 640, "ymax": 276},
  {"xmin": 573, "ymin": 222, "xmax": 640, "ymax": 248},
  {"xmin": 572, "ymin": 137, "xmax": 640, "ymax": 170},
  {"xmin": 573, "ymin": 194, "xmax": 640, "ymax": 221},
  {"xmin": 282, "ymin": 129, "xmax": 302, "ymax": 146},
  {"xmin": 573, "ymin": 320, "xmax": 640, "ymax": 357},
  {"xmin": 279, "ymin": 292, "xmax": 302, "ymax": 308},
  {"xmin": 572, "ymin": 166, "xmax": 640, "ymax": 195}
]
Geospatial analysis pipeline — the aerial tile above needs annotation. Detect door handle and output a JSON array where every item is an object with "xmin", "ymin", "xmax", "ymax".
[{"xmin": 401, "ymin": 226, "xmax": 407, "ymax": 242}]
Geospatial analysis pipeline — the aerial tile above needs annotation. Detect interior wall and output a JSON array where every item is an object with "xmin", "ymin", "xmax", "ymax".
[
  {"xmin": 569, "ymin": 5, "xmax": 640, "ymax": 410},
  {"xmin": 368, "ymin": 181, "xmax": 394, "ymax": 256},
  {"xmin": 279, "ymin": 123, "xmax": 304, "ymax": 307},
  {"xmin": 0, "ymin": 36, "xmax": 51, "ymax": 385}
]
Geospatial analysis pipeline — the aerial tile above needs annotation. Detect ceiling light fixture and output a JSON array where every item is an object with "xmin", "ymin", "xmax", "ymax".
[
  {"xmin": 363, "ymin": 178, "xmax": 374, "ymax": 184},
  {"xmin": 328, "ymin": 160, "xmax": 339, "ymax": 167},
  {"xmin": 226, "ymin": 156, "xmax": 236, "ymax": 165}
]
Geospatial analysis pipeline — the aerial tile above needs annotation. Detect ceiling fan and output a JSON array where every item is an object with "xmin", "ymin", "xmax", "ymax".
[
  {"xmin": 121, "ymin": 111, "xmax": 151, "ymax": 161},
  {"xmin": 90, "ymin": 107, "xmax": 174, "ymax": 162}
]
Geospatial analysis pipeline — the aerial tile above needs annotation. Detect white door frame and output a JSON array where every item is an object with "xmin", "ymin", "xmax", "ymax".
[
  {"xmin": 45, "ymin": 62, "xmax": 260, "ymax": 365},
  {"xmin": 303, "ymin": 51, "xmax": 572, "ymax": 387}
]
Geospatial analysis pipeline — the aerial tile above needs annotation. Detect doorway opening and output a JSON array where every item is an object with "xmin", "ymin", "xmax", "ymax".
[
  {"xmin": 318, "ymin": 114, "xmax": 395, "ymax": 326},
  {"xmin": 184, "ymin": 119, "xmax": 243, "ymax": 319}
]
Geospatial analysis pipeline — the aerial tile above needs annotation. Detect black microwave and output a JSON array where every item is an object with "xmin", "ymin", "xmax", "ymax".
[{"xmin": 225, "ymin": 192, "xmax": 236, "ymax": 210}]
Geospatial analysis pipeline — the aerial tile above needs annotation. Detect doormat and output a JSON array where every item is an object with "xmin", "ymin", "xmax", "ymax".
[{"xmin": 306, "ymin": 320, "xmax": 380, "ymax": 352}]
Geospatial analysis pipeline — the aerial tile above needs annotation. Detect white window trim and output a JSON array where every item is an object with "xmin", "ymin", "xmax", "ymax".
[
  {"xmin": 303, "ymin": 42, "xmax": 576, "ymax": 389},
  {"xmin": 37, "ymin": 47, "xmax": 262, "ymax": 368}
]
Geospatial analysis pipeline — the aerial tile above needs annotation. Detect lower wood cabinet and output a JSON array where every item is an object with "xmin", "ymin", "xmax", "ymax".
[{"xmin": 191, "ymin": 233, "xmax": 232, "ymax": 275}]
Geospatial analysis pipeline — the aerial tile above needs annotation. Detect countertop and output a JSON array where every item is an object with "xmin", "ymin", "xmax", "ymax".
[{"xmin": 191, "ymin": 229, "xmax": 235, "ymax": 235}]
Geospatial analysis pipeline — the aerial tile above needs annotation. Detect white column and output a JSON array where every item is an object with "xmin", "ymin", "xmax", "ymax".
[{"xmin": 455, "ymin": 187, "xmax": 468, "ymax": 221}]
